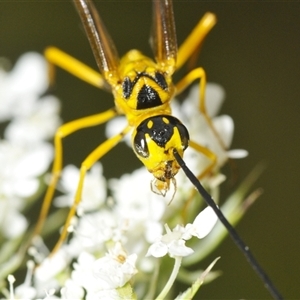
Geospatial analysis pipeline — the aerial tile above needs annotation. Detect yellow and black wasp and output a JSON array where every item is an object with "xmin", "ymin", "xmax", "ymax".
[{"xmin": 34, "ymin": 0, "xmax": 219, "ymax": 254}]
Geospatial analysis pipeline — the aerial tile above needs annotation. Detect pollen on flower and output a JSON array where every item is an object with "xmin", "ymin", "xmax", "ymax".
[{"xmin": 92, "ymin": 243, "xmax": 138, "ymax": 289}]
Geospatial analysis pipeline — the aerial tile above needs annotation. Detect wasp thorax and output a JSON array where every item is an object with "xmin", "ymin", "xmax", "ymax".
[{"xmin": 132, "ymin": 115, "xmax": 189, "ymax": 181}]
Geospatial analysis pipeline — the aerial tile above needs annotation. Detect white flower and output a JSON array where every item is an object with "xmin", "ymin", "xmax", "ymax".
[
  {"xmin": 147, "ymin": 207, "xmax": 218, "ymax": 258},
  {"xmin": 0, "ymin": 51, "xmax": 253, "ymax": 300},
  {"xmin": 0, "ymin": 54, "xmax": 59, "ymax": 170},
  {"xmin": 34, "ymin": 248, "xmax": 69, "ymax": 297},
  {"xmin": 54, "ymin": 163, "xmax": 106, "ymax": 213},
  {"xmin": 146, "ymin": 224, "xmax": 194, "ymax": 258},
  {"xmin": 105, "ymin": 115, "xmax": 131, "ymax": 146},
  {"xmin": 5, "ymin": 94, "xmax": 61, "ymax": 146},
  {"xmin": 0, "ymin": 52, "xmax": 60, "ymax": 239},
  {"xmin": 93, "ymin": 243, "xmax": 138, "ymax": 289},
  {"xmin": 14, "ymin": 261, "xmax": 37, "ymax": 300},
  {"xmin": 110, "ymin": 167, "xmax": 167, "ymax": 222},
  {"xmin": 185, "ymin": 207, "xmax": 218, "ymax": 239},
  {"xmin": 0, "ymin": 140, "xmax": 52, "ymax": 198},
  {"xmin": 0, "ymin": 141, "xmax": 52, "ymax": 238},
  {"xmin": 68, "ymin": 209, "xmax": 121, "ymax": 256},
  {"xmin": 0, "ymin": 52, "xmax": 48, "ymax": 122},
  {"xmin": 71, "ymin": 252, "xmax": 99, "ymax": 293},
  {"xmin": 60, "ymin": 279, "xmax": 85, "ymax": 300},
  {"xmin": 71, "ymin": 244, "xmax": 137, "ymax": 296},
  {"xmin": 173, "ymin": 84, "xmax": 247, "ymax": 173},
  {"xmin": 86, "ymin": 288, "xmax": 120, "ymax": 300},
  {"xmin": 110, "ymin": 167, "xmax": 166, "ymax": 244},
  {"xmin": 0, "ymin": 202, "xmax": 27, "ymax": 238}
]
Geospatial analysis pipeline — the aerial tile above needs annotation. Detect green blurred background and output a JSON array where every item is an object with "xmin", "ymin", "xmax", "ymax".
[{"xmin": 1, "ymin": 0, "xmax": 299, "ymax": 298}]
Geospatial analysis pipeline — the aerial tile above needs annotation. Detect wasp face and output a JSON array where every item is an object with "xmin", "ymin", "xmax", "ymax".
[{"xmin": 132, "ymin": 115, "xmax": 189, "ymax": 181}]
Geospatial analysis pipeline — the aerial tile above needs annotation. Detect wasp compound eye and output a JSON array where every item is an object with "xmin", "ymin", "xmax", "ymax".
[
  {"xmin": 154, "ymin": 72, "xmax": 168, "ymax": 90},
  {"xmin": 122, "ymin": 77, "xmax": 132, "ymax": 99}
]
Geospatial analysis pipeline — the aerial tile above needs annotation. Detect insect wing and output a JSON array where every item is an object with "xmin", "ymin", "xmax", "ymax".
[
  {"xmin": 151, "ymin": 0, "xmax": 177, "ymax": 74},
  {"xmin": 73, "ymin": 0, "xmax": 120, "ymax": 82}
]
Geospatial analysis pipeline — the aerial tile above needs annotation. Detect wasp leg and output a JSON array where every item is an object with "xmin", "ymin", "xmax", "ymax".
[
  {"xmin": 176, "ymin": 69, "xmax": 225, "ymax": 222},
  {"xmin": 189, "ymin": 140, "xmax": 217, "ymax": 180},
  {"xmin": 180, "ymin": 140, "xmax": 216, "ymax": 222},
  {"xmin": 174, "ymin": 12, "xmax": 223, "ymax": 164},
  {"xmin": 45, "ymin": 47, "xmax": 108, "ymax": 90},
  {"xmin": 175, "ymin": 67, "xmax": 227, "ymax": 150},
  {"xmin": 176, "ymin": 12, "xmax": 217, "ymax": 70},
  {"xmin": 33, "ymin": 108, "xmax": 118, "ymax": 242},
  {"xmin": 50, "ymin": 125, "xmax": 131, "ymax": 255}
]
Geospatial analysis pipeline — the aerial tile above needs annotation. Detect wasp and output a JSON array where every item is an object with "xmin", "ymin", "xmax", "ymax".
[{"xmin": 34, "ymin": 0, "xmax": 220, "ymax": 254}]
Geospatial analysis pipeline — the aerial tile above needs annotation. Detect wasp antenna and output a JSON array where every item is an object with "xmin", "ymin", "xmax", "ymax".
[
  {"xmin": 173, "ymin": 149, "xmax": 283, "ymax": 300},
  {"xmin": 73, "ymin": 0, "xmax": 120, "ymax": 82}
]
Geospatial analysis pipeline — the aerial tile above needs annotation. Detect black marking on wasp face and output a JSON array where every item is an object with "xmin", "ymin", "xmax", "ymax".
[
  {"xmin": 133, "ymin": 115, "xmax": 189, "ymax": 158},
  {"xmin": 122, "ymin": 71, "xmax": 168, "ymax": 109}
]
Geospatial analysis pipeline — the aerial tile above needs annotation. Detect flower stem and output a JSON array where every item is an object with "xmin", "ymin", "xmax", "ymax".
[
  {"xmin": 144, "ymin": 259, "xmax": 160, "ymax": 300},
  {"xmin": 155, "ymin": 256, "xmax": 182, "ymax": 300}
]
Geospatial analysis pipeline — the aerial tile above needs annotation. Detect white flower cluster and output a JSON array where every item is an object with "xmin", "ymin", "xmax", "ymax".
[
  {"xmin": 0, "ymin": 53, "xmax": 60, "ymax": 239},
  {"xmin": 147, "ymin": 207, "xmax": 218, "ymax": 258},
  {"xmin": 0, "ymin": 53, "xmax": 252, "ymax": 300}
]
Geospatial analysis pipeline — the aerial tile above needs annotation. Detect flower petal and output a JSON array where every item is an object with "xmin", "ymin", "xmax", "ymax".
[
  {"xmin": 193, "ymin": 207, "xmax": 218, "ymax": 239},
  {"xmin": 168, "ymin": 239, "xmax": 194, "ymax": 257},
  {"xmin": 8, "ymin": 52, "xmax": 48, "ymax": 96},
  {"xmin": 146, "ymin": 241, "xmax": 168, "ymax": 258},
  {"xmin": 227, "ymin": 149, "xmax": 249, "ymax": 159}
]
